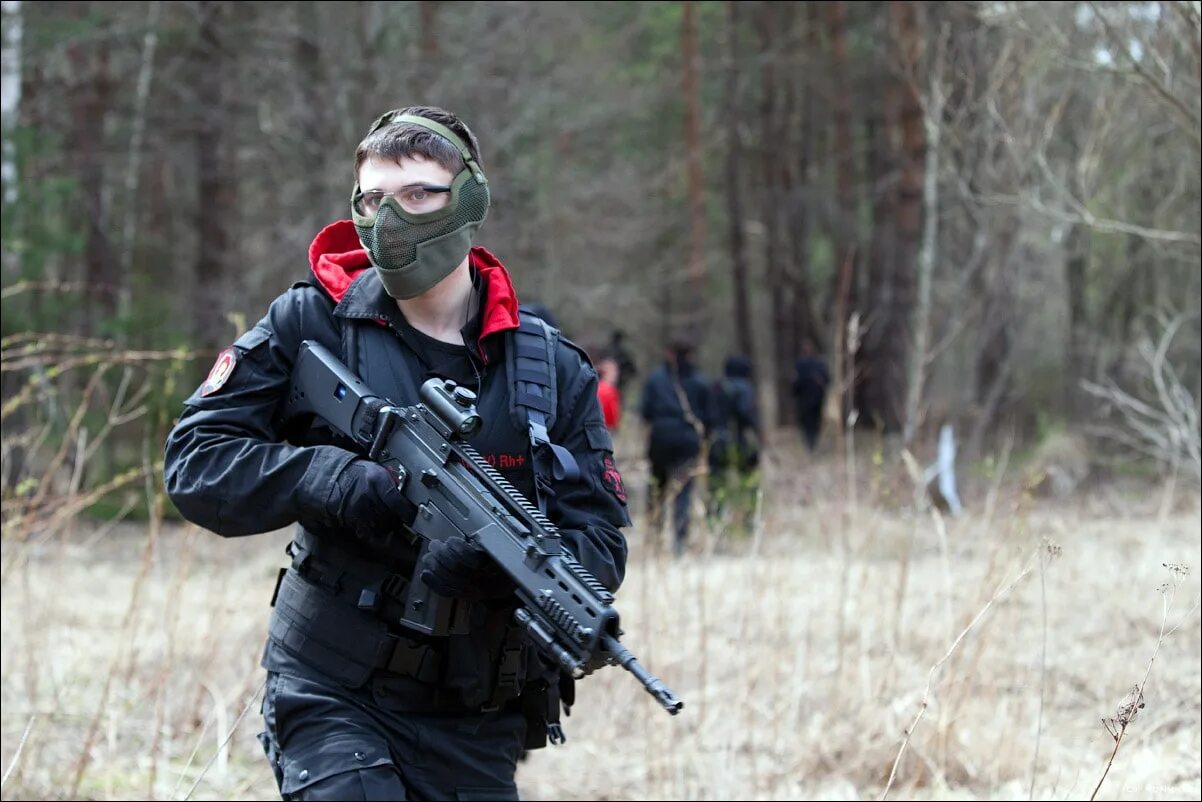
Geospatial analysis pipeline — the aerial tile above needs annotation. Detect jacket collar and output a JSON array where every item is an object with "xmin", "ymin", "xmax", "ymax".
[{"xmin": 332, "ymin": 252, "xmax": 522, "ymax": 365}]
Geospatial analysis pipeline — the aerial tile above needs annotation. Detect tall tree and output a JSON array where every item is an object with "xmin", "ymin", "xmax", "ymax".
[
  {"xmin": 117, "ymin": 1, "xmax": 161, "ymax": 338},
  {"xmin": 193, "ymin": 0, "xmax": 236, "ymax": 351},
  {"xmin": 825, "ymin": 0, "xmax": 856, "ymax": 431},
  {"xmin": 66, "ymin": 1, "xmax": 117, "ymax": 335},
  {"xmin": 867, "ymin": 0, "xmax": 923, "ymax": 435},
  {"xmin": 857, "ymin": 25, "xmax": 899, "ymax": 432},
  {"xmin": 786, "ymin": 3, "xmax": 822, "ymax": 358},
  {"xmin": 723, "ymin": 0, "xmax": 754, "ymax": 361},
  {"xmin": 417, "ymin": 1, "xmax": 440, "ymax": 89},
  {"xmin": 293, "ymin": 2, "xmax": 326, "ymax": 235},
  {"xmin": 902, "ymin": 13, "xmax": 944, "ymax": 444},
  {"xmin": 758, "ymin": 1, "xmax": 794, "ymax": 425},
  {"xmin": 682, "ymin": 0, "xmax": 706, "ymax": 333}
]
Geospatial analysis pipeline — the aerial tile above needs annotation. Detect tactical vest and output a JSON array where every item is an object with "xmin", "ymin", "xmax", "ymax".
[{"xmin": 266, "ymin": 295, "xmax": 571, "ymax": 733}]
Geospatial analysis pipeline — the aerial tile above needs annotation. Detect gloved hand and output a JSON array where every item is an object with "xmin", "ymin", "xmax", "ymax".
[
  {"xmin": 418, "ymin": 536, "xmax": 515, "ymax": 601},
  {"xmin": 326, "ymin": 459, "xmax": 417, "ymax": 547}
]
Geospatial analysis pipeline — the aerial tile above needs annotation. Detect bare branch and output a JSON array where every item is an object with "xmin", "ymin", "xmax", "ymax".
[
  {"xmin": 977, "ymin": 191, "xmax": 1202, "ymax": 246},
  {"xmin": 1087, "ymin": 1, "xmax": 1201, "ymax": 147},
  {"xmin": 1082, "ymin": 314, "xmax": 1202, "ymax": 481}
]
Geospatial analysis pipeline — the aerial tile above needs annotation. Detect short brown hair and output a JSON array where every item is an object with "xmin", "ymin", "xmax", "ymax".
[{"xmin": 353, "ymin": 105, "xmax": 483, "ymax": 179}]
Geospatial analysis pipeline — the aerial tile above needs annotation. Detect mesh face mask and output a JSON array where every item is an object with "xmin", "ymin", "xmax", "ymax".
[{"xmin": 351, "ymin": 113, "xmax": 491, "ymax": 299}]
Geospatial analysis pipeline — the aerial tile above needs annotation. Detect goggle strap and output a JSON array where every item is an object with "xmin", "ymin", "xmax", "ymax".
[{"xmin": 367, "ymin": 112, "xmax": 486, "ymax": 184}]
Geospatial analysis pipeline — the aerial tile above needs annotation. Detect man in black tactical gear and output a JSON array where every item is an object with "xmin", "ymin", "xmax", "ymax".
[
  {"xmin": 638, "ymin": 337, "xmax": 716, "ymax": 557},
  {"xmin": 164, "ymin": 106, "xmax": 630, "ymax": 801}
]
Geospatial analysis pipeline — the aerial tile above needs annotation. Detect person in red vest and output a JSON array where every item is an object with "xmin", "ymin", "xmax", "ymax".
[{"xmin": 596, "ymin": 352, "xmax": 622, "ymax": 431}]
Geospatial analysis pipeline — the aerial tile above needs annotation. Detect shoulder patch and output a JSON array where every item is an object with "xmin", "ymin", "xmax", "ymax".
[
  {"xmin": 601, "ymin": 455, "xmax": 628, "ymax": 505},
  {"xmin": 199, "ymin": 347, "xmax": 238, "ymax": 397}
]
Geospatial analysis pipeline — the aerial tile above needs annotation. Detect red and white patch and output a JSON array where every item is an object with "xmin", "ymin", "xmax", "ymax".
[
  {"xmin": 200, "ymin": 347, "xmax": 238, "ymax": 396},
  {"xmin": 601, "ymin": 455, "xmax": 627, "ymax": 505}
]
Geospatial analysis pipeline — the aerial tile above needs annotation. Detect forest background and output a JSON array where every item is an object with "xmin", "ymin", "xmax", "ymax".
[{"xmin": 1, "ymin": 2, "xmax": 1199, "ymax": 800}]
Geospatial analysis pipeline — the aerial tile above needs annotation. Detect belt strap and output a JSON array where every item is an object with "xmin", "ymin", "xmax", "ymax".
[
  {"xmin": 271, "ymin": 565, "xmax": 445, "ymax": 686},
  {"xmin": 287, "ymin": 539, "xmax": 410, "ymax": 607},
  {"xmin": 281, "ymin": 539, "xmax": 443, "ymax": 684}
]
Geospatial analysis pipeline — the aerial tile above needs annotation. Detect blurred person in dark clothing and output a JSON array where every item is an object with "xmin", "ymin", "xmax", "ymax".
[
  {"xmin": 708, "ymin": 355, "xmax": 760, "ymax": 522},
  {"xmin": 609, "ymin": 329, "xmax": 638, "ymax": 396},
  {"xmin": 639, "ymin": 338, "xmax": 716, "ymax": 556},
  {"xmin": 792, "ymin": 340, "xmax": 830, "ymax": 452}
]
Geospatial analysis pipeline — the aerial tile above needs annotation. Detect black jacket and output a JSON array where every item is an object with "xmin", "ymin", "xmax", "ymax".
[
  {"xmin": 164, "ymin": 222, "xmax": 629, "ymax": 702},
  {"xmin": 639, "ymin": 358, "xmax": 717, "ymax": 467},
  {"xmin": 709, "ymin": 356, "xmax": 759, "ymax": 471},
  {"xmin": 792, "ymin": 355, "xmax": 830, "ymax": 410}
]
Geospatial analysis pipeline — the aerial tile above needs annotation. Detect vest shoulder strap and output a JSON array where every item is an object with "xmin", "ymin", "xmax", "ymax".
[
  {"xmin": 509, "ymin": 309, "xmax": 559, "ymax": 433},
  {"xmin": 508, "ymin": 309, "xmax": 580, "ymax": 512}
]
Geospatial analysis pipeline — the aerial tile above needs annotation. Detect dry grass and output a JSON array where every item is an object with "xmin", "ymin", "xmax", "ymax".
[{"xmin": 2, "ymin": 441, "xmax": 1200, "ymax": 801}]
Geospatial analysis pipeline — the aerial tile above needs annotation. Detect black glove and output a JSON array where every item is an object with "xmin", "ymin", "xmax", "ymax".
[
  {"xmin": 418, "ymin": 536, "xmax": 515, "ymax": 601},
  {"xmin": 326, "ymin": 459, "xmax": 417, "ymax": 547}
]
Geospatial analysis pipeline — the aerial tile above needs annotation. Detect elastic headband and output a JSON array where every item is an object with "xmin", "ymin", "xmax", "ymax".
[{"xmin": 366, "ymin": 110, "xmax": 486, "ymax": 184}]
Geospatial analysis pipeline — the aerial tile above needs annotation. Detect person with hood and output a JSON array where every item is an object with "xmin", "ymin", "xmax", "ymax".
[
  {"xmin": 709, "ymin": 354, "xmax": 759, "ymax": 477},
  {"xmin": 164, "ymin": 106, "xmax": 629, "ymax": 801},
  {"xmin": 639, "ymin": 337, "xmax": 716, "ymax": 556}
]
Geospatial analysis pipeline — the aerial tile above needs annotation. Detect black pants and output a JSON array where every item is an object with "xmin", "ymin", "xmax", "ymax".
[
  {"xmin": 259, "ymin": 665, "xmax": 527, "ymax": 801},
  {"xmin": 798, "ymin": 400, "xmax": 823, "ymax": 451},
  {"xmin": 649, "ymin": 459, "xmax": 695, "ymax": 555}
]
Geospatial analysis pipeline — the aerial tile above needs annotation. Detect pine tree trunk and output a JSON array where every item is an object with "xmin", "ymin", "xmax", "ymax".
[
  {"xmin": 825, "ymin": 0, "xmax": 856, "ymax": 432},
  {"xmin": 858, "ymin": 89, "xmax": 898, "ymax": 429},
  {"xmin": 67, "ymin": 1, "xmax": 117, "ymax": 336},
  {"xmin": 682, "ymin": 0, "xmax": 706, "ymax": 333},
  {"xmin": 758, "ymin": 2, "xmax": 792, "ymax": 425},
  {"xmin": 724, "ymin": 1, "xmax": 754, "ymax": 361},
  {"xmin": 874, "ymin": 0, "xmax": 923, "ymax": 434},
  {"xmin": 417, "ymin": 1, "xmax": 440, "ymax": 90},
  {"xmin": 787, "ymin": 3, "xmax": 822, "ymax": 357},
  {"xmin": 903, "ymin": 19, "xmax": 945, "ymax": 445},
  {"xmin": 194, "ymin": 0, "xmax": 235, "ymax": 351},
  {"xmin": 118, "ymin": 0, "xmax": 161, "ymax": 342}
]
